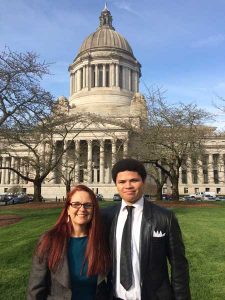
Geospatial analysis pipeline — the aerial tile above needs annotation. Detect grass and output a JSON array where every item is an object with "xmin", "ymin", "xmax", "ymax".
[{"xmin": 0, "ymin": 202, "xmax": 225, "ymax": 299}]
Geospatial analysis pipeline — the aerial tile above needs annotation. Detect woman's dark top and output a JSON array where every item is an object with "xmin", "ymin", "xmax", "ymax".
[{"xmin": 68, "ymin": 236, "xmax": 97, "ymax": 300}]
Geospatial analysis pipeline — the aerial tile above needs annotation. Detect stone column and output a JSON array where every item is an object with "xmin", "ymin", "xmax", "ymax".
[
  {"xmin": 123, "ymin": 140, "xmax": 128, "ymax": 158},
  {"xmin": 128, "ymin": 69, "xmax": 131, "ymax": 91},
  {"xmin": 95, "ymin": 65, "xmax": 98, "ymax": 87},
  {"xmin": 83, "ymin": 66, "xmax": 86, "ymax": 88},
  {"xmin": 187, "ymin": 158, "xmax": 192, "ymax": 185},
  {"xmin": 88, "ymin": 64, "xmax": 91, "ymax": 90},
  {"xmin": 116, "ymin": 64, "xmax": 119, "ymax": 87},
  {"xmin": 10, "ymin": 157, "xmax": 15, "ymax": 184},
  {"xmin": 197, "ymin": 159, "xmax": 203, "ymax": 184},
  {"xmin": 17, "ymin": 158, "xmax": 21, "ymax": 184},
  {"xmin": 75, "ymin": 71, "xmax": 77, "ymax": 92},
  {"xmin": 208, "ymin": 154, "xmax": 214, "ymax": 184},
  {"xmin": 49, "ymin": 142, "xmax": 56, "ymax": 184},
  {"xmin": 6, "ymin": 158, "xmax": 11, "ymax": 184},
  {"xmin": 75, "ymin": 140, "xmax": 80, "ymax": 183},
  {"xmin": 112, "ymin": 139, "xmax": 117, "ymax": 166},
  {"xmin": 87, "ymin": 140, "xmax": 93, "ymax": 183},
  {"xmin": 77, "ymin": 69, "xmax": 80, "ymax": 91},
  {"xmin": 1, "ymin": 157, "xmax": 6, "ymax": 184},
  {"xmin": 103, "ymin": 64, "xmax": 106, "ymax": 87},
  {"xmin": 218, "ymin": 154, "xmax": 224, "ymax": 184},
  {"xmin": 62, "ymin": 141, "xmax": 68, "ymax": 181},
  {"xmin": 122, "ymin": 66, "xmax": 126, "ymax": 90},
  {"xmin": 100, "ymin": 140, "xmax": 105, "ymax": 183},
  {"xmin": 20, "ymin": 160, "xmax": 25, "ymax": 184},
  {"xmin": 110, "ymin": 63, "xmax": 114, "ymax": 86},
  {"xmin": 86, "ymin": 65, "xmax": 89, "ymax": 89}
]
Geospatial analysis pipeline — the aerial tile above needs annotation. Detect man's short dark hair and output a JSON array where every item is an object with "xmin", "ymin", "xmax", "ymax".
[{"xmin": 112, "ymin": 158, "xmax": 147, "ymax": 183}]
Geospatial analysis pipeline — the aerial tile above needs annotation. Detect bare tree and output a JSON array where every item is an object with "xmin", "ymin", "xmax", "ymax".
[
  {"xmin": 0, "ymin": 113, "xmax": 94, "ymax": 201},
  {"xmin": 52, "ymin": 146, "xmax": 79, "ymax": 195},
  {"xmin": 148, "ymin": 164, "xmax": 168, "ymax": 200},
  {"xmin": 129, "ymin": 88, "xmax": 212, "ymax": 200},
  {"xmin": 0, "ymin": 47, "xmax": 54, "ymax": 129}
]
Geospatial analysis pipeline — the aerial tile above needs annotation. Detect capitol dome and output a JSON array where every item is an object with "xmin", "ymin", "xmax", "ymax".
[
  {"xmin": 69, "ymin": 4, "xmax": 142, "ymax": 117},
  {"xmin": 78, "ymin": 28, "xmax": 133, "ymax": 56},
  {"xmin": 75, "ymin": 4, "xmax": 134, "ymax": 59}
]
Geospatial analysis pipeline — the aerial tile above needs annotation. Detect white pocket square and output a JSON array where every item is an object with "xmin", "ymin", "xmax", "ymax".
[{"xmin": 153, "ymin": 230, "xmax": 166, "ymax": 237}]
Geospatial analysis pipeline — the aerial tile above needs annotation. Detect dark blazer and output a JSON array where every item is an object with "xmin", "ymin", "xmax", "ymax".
[
  {"xmin": 27, "ymin": 251, "xmax": 111, "ymax": 300},
  {"xmin": 102, "ymin": 198, "xmax": 191, "ymax": 300}
]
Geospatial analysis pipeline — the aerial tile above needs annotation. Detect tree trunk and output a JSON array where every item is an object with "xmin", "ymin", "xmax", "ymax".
[
  {"xmin": 66, "ymin": 181, "xmax": 71, "ymax": 194},
  {"xmin": 33, "ymin": 181, "xmax": 43, "ymax": 202},
  {"xmin": 171, "ymin": 176, "xmax": 179, "ymax": 201},
  {"xmin": 156, "ymin": 184, "xmax": 163, "ymax": 200}
]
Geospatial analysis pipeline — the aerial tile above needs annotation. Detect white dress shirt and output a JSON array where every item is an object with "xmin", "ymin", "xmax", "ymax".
[{"xmin": 115, "ymin": 197, "xmax": 144, "ymax": 300}]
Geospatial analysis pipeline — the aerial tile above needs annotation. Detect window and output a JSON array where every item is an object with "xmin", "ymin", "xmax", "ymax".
[
  {"xmin": 181, "ymin": 169, "xmax": 187, "ymax": 184},
  {"xmin": 213, "ymin": 154, "xmax": 219, "ymax": 167},
  {"xmin": 202, "ymin": 154, "xmax": 208, "ymax": 166},
  {"xmin": 162, "ymin": 187, "xmax": 167, "ymax": 194},
  {"xmin": 119, "ymin": 66, "xmax": 123, "ymax": 88},
  {"xmin": 192, "ymin": 170, "xmax": 198, "ymax": 184},
  {"xmin": 184, "ymin": 187, "xmax": 188, "ymax": 194},
  {"xmin": 203, "ymin": 169, "xmax": 208, "ymax": 184},
  {"xmin": 214, "ymin": 170, "xmax": 219, "ymax": 184}
]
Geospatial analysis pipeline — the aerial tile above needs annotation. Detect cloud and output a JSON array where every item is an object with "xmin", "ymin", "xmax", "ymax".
[
  {"xmin": 112, "ymin": 1, "xmax": 142, "ymax": 17},
  {"xmin": 191, "ymin": 33, "xmax": 225, "ymax": 48}
]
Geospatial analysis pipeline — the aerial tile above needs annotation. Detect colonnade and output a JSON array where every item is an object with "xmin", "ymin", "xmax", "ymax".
[
  {"xmin": 70, "ymin": 63, "xmax": 139, "ymax": 94},
  {"xmin": 0, "ymin": 156, "xmax": 27, "ymax": 185},
  {"xmin": 58, "ymin": 138, "xmax": 128, "ymax": 185},
  {"xmin": 179, "ymin": 153, "xmax": 225, "ymax": 192},
  {"xmin": 0, "ymin": 138, "xmax": 128, "ymax": 188}
]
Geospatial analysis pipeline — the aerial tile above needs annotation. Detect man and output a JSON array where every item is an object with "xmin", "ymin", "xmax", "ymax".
[{"xmin": 103, "ymin": 158, "xmax": 191, "ymax": 300}]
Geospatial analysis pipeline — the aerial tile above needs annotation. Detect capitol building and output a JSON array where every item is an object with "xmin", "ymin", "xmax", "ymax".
[{"xmin": 1, "ymin": 5, "xmax": 225, "ymax": 199}]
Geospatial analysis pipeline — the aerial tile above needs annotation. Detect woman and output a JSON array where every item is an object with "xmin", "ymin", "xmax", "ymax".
[{"xmin": 27, "ymin": 185, "xmax": 111, "ymax": 300}]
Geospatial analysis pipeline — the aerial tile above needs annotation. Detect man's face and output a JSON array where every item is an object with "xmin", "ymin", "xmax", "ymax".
[{"xmin": 115, "ymin": 171, "xmax": 145, "ymax": 204}]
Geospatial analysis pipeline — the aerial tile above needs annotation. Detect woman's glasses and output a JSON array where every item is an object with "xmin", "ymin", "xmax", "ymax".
[{"xmin": 69, "ymin": 202, "xmax": 94, "ymax": 210}]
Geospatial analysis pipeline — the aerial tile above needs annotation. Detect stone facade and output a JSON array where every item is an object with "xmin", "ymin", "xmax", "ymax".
[
  {"xmin": 0, "ymin": 6, "xmax": 145, "ymax": 199},
  {"xmin": 1, "ymin": 6, "xmax": 225, "ymax": 199}
]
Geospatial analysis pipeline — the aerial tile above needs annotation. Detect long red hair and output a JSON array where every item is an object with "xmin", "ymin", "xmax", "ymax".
[{"xmin": 36, "ymin": 184, "xmax": 110, "ymax": 276}]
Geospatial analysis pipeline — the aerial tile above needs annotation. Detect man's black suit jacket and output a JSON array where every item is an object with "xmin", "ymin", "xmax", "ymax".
[{"xmin": 102, "ymin": 198, "xmax": 191, "ymax": 300}]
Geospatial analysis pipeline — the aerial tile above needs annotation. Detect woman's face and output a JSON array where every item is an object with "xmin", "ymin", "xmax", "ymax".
[{"xmin": 67, "ymin": 190, "xmax": 94, "ymax": 227}]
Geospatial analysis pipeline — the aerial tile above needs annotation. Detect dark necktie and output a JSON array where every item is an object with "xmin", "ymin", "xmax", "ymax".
[{"xmin": 120, "ymin": 205, "xmax": 134, "ymax": 290}]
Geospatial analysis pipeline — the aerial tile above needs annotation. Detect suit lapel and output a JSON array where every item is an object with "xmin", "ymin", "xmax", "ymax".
[
  {"xmin": 110, "ymin": 204, "xmax": 121, "ymax": 286},
  {"xmin": 53, "ymin": 254, "xmax": 71, "ymax": 289},
  {"xmin": 140, "ymin": 200, "xmax": 153, "ymax": 282}
]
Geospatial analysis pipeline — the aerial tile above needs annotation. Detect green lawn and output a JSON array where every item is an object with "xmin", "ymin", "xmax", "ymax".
[{"xmin": 0, "ymin": 202, "xmax": 225, "ymax": 300}]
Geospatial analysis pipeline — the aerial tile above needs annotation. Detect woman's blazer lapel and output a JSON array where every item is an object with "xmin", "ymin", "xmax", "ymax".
[{"xmin": 52, "ymin": 254, "xmax": 71, "ymax": 289}]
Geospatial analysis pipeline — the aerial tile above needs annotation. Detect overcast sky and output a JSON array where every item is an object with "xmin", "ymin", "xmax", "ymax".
[{"xmin": 1, "ymin": 0, "xmax": 225, "ymax": 127}]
